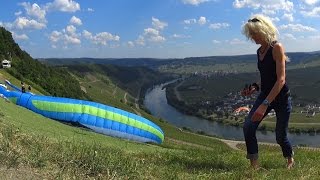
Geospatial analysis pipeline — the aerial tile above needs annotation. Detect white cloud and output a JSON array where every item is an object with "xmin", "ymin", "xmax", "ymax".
[
  {"xmin": 281, "ymin": 33, "xmax": 296, "ymax": 40},
  {"xmin": 301, "ymin": 0, "xmax": 319, "ymax": 5},
  {"xmin": 148, "ymin": 35, "xmax": 166, "ymax": 43},
  {"xmin": 70, "ymin": 16, "xmax": 82, "ymax": 26},
  {"xmin": 127, "ymin": 41, "xmax": 135, "ymax": 47},
  {"xmin": 12, "ymin": 33, "xmax": 29, "ymax": 40},
  {"xmin": 198, "ymin": 16, "xmax": 207, "ymax": 25},
  {"xmin": 50, "ymin": 26, "xmax": 81, "ymax": 46},
  {"xmin": 46, "ymin": 0, "xmax": 80, "ymax": 12},
  {"xmin": 182, "ymin": 0, "xmax": 210, "ymax": 6},
  {"xmin": 82, "ymin": 30, "xmax": 120, "ymax": 45},
  {"xmin": 172, "ymin": 34, "xmax": 190, "ymax": 38},
  {"xmin": 144, "ymin": 28, "xmax": 160, "ymax": 37},
  {"xmin": 282, "ymin": 13, "xmax": 294, "ymax": 22},
  {"xmin": 82, "ymin": 30, "xmax": 92, "ymax": 39},
  {"xmin": 20, "ymin": 2, "xmax": 46, "ymax": 22},
  {"xmin": 183, "ymin": 18, "xmax": 197, "ymax": 25},
  {"xmin": 279, "ymin": 24, "xmax": 317, "ymax": 32},
  {"xmin": 15, "ymin": 11, "xmax": 22, "ymax": 16},
  {"xmin": 301, "ymin": 7, "xmax": 320, "ymax": 17},
  {"xmin": 143, "ymin": 28, "xmax": 166, "ymax": 43},
  {"xmin": 152, "ymin": 17, "xmax": 168, "ymax": 30},
  {"xmin": 228, "ymin": 38, "xmax": 247, "ymax": 45},
  {"xmin": 14, "ymin": 17, "xmax": 46, "ymax": 30},
  {"xmin": 93, "ymin": 32, "xmax": 120, "ymax": 45},
  {"xmin": 135, "ymin": 35, "xmax": 145, "ymax": 46},
  {"xmin": 233, "ymin": 0, "xmax": 294, "ymax": 14},
  {"xmin": 65, "ymin": 25, "xmax": 77, "ymax": 34},
  {"xmin": 212, "ymin": 39, "xmax": 221, "ymax": 43},
  {"xmin": 87, "ymin": 8, "xmax": 94, "ymax": 12},
  {"xmin": 50, "ymin": 31, "xmax": 62, "ymax": 42},
  {"xmin": 269, "ymin": 16, "xmax": 281, "ymax": 22},
  {"xmin": 65, "ymin": 35, "xmax": 81, "ymax": 44},
  {"xmin": 183, "ymin": 17, "xmax": 207, "ymax": 25},
  {"xmin": 209, "ymin": 22, "xmax": 230, "ymax": 30},
  {"xmin": 134, "ymin": 17, "xmax": 167, "ymax": 46}
]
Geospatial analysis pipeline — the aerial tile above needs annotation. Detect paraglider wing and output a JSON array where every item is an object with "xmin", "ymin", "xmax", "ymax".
[
  {"xmin": 0, "ymin": 81, "xmax": 164, "ymax": 144},
  {"xmin": 234, "ymin": 107, "xmax": 250, "ymax": 113}
]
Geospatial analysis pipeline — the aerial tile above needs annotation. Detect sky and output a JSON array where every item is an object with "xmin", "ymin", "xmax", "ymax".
[{"xmin": 0, "ymin": 0, "xmax": 320, "ymax": 59}]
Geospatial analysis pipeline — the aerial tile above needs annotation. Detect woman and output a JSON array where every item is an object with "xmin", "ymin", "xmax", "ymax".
[{"xmin": 241, "ymin": 14, "xmax": 294, "ymax": 169}]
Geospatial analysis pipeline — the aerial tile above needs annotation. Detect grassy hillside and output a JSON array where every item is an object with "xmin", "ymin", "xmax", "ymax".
[
  {"xmin": 2, "ymin": 83, "xmax": 320, "ymax": 179},
  {"xmin": 1, "ymin": 69, "xmax": 320, "ymax": 179},
  {"xmin": 65, "ymin": 64, "xmax": 173, "ymax": 104}
]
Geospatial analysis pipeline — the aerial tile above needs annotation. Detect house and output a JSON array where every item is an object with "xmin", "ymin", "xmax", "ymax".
[{"xmin": 1, "ymin": 59, "xmax": 11, "ymax": 68}]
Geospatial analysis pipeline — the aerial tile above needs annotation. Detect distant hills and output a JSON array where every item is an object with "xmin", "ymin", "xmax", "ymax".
[{"xmin": 40, "ymin": 50, "xmax": 320, "ymax": 72}]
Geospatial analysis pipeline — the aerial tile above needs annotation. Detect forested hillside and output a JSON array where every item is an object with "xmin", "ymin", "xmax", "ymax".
[{"xmin": 0, "ymin": 27, "xmax": 84, "ymax": 98}]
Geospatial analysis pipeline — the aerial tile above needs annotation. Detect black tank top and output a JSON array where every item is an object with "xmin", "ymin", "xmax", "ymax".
[{"xmin": 257, "ymin": 43, "xmax": 289, "ymax": 97}]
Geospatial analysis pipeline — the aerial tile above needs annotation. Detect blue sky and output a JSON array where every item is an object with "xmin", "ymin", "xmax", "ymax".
[{"xmin": 0, "ymin": 0, "xmax": 319, "ymax": 59}]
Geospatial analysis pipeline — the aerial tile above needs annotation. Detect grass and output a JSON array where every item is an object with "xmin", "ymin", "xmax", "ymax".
[
  {"xmin": 2, "ymin": 69, "xmax": 320, "ymax": 179},
  {"xmin": 73, "ymin": 71, "xmax": 137, "ymax": 114}
]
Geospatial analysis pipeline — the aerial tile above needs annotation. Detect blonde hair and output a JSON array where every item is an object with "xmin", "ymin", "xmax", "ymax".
[{"xmin": 242, "ymin": 14, "xmax": 279, "ymax": 46}]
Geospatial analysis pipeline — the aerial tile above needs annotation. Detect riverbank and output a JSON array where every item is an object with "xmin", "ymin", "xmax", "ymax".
[
  {"xmin": 144, "ymin": 80, "xmax": 320, "ymax": 147},
  {"xmin": 165, "ymin": 79, "xmax": 320, "ymax": 134},
  {"xmin": 176, "ymin": 129, "xmax": 320, "ymax": 151}
]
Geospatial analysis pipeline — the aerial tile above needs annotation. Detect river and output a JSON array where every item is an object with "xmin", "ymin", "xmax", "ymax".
[{"xmin": 144, "ymin": 82, "xmax": 320, "ymax": 147}]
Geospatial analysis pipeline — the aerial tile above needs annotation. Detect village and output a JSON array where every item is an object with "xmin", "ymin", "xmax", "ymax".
[{"xmin": 214, "ymin": 90, "xmax": 320, "ymax": 119}]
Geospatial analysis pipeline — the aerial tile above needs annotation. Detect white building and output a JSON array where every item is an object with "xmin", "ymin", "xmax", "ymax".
[{"xmin": 1, "ymin": 59, "xmax": 11, "ymax": 68}]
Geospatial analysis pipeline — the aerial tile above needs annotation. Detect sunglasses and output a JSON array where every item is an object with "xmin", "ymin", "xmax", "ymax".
[{"xmin": 248, "ymin": 18, "xmax": 260, "ymax": 23}]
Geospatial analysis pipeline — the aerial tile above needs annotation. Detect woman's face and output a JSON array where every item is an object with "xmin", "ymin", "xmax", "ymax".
[{"xmin": 249, "ymin": 30, "xmax": 264, "ymax": 44}]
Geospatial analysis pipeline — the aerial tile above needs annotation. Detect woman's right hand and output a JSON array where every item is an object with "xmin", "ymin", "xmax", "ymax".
[{"xmin": 241, "ymin": 84, "xmax": 257, "ymax": 96}]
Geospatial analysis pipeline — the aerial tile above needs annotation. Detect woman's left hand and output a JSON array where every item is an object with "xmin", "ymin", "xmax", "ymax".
[{"xmin": 252, "ymin": 105, "xmax": 268, "ymax": 122}]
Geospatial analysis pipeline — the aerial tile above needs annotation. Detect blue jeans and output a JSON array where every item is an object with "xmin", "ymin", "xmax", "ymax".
[{"xmin": 243, "ymin": 91, "xmax": 293, "ymax": 160}]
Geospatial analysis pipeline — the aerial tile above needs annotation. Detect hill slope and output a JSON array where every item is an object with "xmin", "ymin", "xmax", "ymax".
[
  {"xmin": 2, "ymin": 82, "xmax": 320, "ymax": 179},
  {"xmin": 65, "ymin": 63, "xmax": 172, "ymax": 103}
]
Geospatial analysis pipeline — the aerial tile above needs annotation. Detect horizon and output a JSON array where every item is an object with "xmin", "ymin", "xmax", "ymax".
[
  {"xmin": 39, "ymin": 48, "xmax": 320, "ymax": 60},
  {"xmin": 1, "ymin": 0, "xmax": 320, "ymax": 59}
]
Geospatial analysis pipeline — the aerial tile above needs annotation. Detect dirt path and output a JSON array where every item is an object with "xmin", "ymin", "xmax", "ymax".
[
  {"xmin": 135, "ymin": 98, "xmax": 140, "ymax": 110},
  {"xmin": 124, "ymin": 92, "xmax": 128, "ymax": 104},
  {"xmin": 132, "ymin": 108, "xmax": 141, "ymax": 116},
  {"xmin": 173, "ymin": 80, "xmax": 183, "ymax": 101},
  {"xmin": 80, "ymin": 86, "xmax": 87, "ymax": 93},
  {"xmin": 112, "ymin": 86, "xmax": 117, "ymax": 96},
  {"xmin": 172, "ymin": 130, "xmax": 320, "ymax": 151}
]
